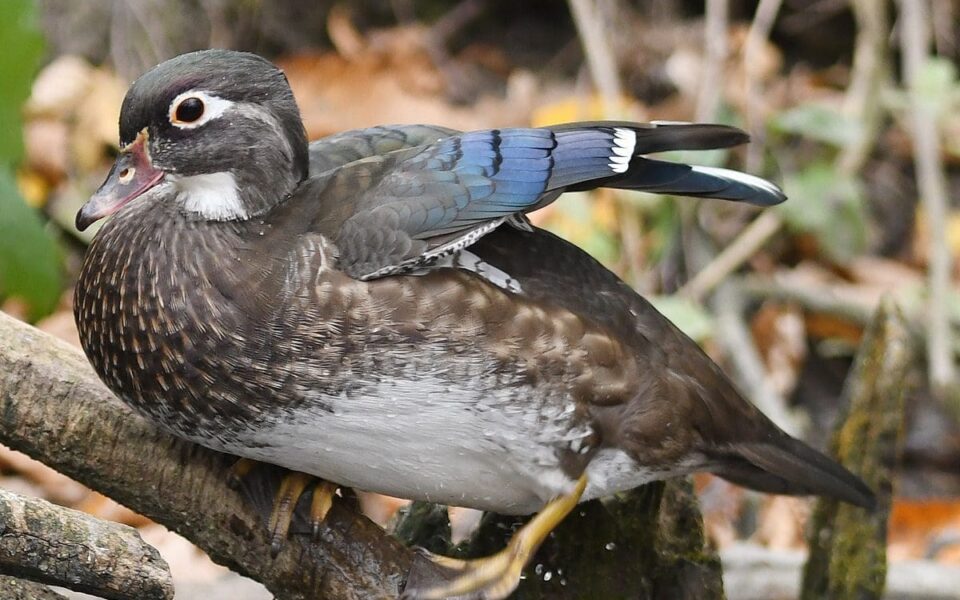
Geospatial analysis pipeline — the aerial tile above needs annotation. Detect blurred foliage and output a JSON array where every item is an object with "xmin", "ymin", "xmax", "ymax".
[
  {"xmin": 888, "ymin": 57, "xmax": 960, "ymax": 158},
  {"xmin": 779, "ymin": 162, "xmax": 867, "ymax": 263},
  {"xmin": 772, "ymin": 104, "xmax": 862, "ymax": 148},
  {"xmin": 770, "ymin": 103, "xmax": 868, "ymax": 263},
  {"xmin": 0, "ymin": 0, "xmax": 42, "ymax": 160},
  {"xmin": 0, "ymin": 0, "xmax": 61, "ymax": 319}
]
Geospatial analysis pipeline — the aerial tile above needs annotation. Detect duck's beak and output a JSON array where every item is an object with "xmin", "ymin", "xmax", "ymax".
[{"xmin": 76, "ymin": 131, "xmax": 165, "ymax": 231}]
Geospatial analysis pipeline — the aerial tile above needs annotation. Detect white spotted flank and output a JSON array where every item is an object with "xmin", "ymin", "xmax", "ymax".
[{"xmin": 608, "ymin": 127, "xmax": 636, "ymax": 173}]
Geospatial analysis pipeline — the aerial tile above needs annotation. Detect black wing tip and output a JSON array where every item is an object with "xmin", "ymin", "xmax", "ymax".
[{"xmin": 728, "ymin": 438, "xmax": 879, "ymax": 510}]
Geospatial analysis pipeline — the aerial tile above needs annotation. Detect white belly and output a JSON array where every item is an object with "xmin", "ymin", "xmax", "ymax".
[{"xmin": 214, "ymin": 374, "xmax": 667, "ymax": 515}]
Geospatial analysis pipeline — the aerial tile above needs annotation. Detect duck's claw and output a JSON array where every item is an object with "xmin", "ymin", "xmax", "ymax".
[{"xmin": 309, "ymin": 480, "xmax": 339, "ymax": 539}]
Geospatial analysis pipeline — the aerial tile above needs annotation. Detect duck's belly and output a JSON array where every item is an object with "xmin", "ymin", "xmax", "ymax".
[{"xmin": 194, "ymin": 373, "xmax": 658, "ymax": 515}]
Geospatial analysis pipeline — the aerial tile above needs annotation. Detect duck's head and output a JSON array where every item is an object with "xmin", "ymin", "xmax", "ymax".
[{"xmin": 77, "ymin": 49, "xmax": 309, "ymax": 231}]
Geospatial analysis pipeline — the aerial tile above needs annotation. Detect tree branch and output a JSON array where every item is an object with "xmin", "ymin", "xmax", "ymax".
[
  {"xmin": 568, "ymin": 0, "xmax": 624, "ymax": 117},
  {"xmin": 0, "ymin": 488, "xmax": 173, "ymax": 600},
  {"xmin": 0, "ymin": 310, "xmax": 430, "ymax": 600}
]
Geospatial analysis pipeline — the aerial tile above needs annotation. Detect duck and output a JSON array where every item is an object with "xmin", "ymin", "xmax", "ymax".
[{"xmin": 74, "ymin": 49, "xmax": 874, "ymax": 600}]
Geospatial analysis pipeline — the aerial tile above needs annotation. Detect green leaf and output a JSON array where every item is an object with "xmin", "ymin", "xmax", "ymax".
[
  {"xmin": 0, "ymin": 166, "xmax": 61, "ymax": 319},
  {"xmin": 0, "ymin": 0, "xmax": 59, "ymax": 319},
  {"xmin": 777, "ymin": 162, "xmax": 867, "ymax": 263},
  {"xmin": 771, "ymin": 104, "xmax": 862, "ymax": 148},
  {"xmin": 648, "ymin": 295, "xmax": 714, "ymax": 343},
  {"xmin": 0, "ymin": 0, "xmax": 44, "ymax": 162}
]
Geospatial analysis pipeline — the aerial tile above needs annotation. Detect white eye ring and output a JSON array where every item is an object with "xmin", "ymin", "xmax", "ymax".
[{"xmin": 168, "ymin": 90, "xmax": 233, "ymax": 129}]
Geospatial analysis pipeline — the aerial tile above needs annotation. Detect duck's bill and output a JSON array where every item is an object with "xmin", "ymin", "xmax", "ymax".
[{"xmin": 76, "ymin": 134, "xmax": 164, "ymax": 231}]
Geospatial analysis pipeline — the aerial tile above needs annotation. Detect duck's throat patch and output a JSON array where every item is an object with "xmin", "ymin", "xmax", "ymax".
[{"xmin": 170, "ymin": 172, "xmax": 245, "ymax": 220}]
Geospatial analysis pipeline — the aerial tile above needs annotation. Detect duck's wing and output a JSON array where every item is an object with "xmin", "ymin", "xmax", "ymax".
[
  {"xmin": 301, "ymin": 121, "xmax": 785, "ymax": 281},
  {"xmin": 307, "ymin": 124, "xmax": 460, "ymax": 175}
]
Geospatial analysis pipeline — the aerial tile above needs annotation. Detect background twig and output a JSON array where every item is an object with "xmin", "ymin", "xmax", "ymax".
[
  {"xmin": 712, "ymin": 283, "xmax": 801, "ymax": 436},
  {"xmin": 839, "ymin": 0, "xmax": 890, "ymax": 175},
  {"xmin": 568, "ymin": 0, "xmax": 624, "ymax": 116},
  {"xmin": 679, "ymin": 210, "xmax": 782, "ymax": 302},
  {"xmin": 897, "ymin": 0, "xmax": 956, "ymax": 393},
  {"xmin": 696, "ymin": 0, "xmax": 728, "ymax": 122},
  {"xmin": 742, "ymin": 0, "xmax": 782, "ymax": 172}
]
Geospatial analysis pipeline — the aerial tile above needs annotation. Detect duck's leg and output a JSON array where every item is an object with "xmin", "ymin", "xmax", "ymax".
[
  {"xmin": 228, "ymin": 459, "xmax": 339, "ymax": 555},
  {"xmin": 404, "ymin": 474, "xmax": 588, "ymax": 600}
]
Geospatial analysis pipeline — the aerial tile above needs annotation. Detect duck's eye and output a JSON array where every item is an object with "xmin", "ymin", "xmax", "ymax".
[
  {"xmin": 168, "ymin": 91, "xmax": 232, "ymax": 129},
  {"xmin": 173, "ymin": 97, "xmax": 205, "ymax": 124}
]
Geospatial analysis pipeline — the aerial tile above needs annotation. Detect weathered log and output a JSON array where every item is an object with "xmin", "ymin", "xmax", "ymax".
[
  {"xmin": 0, "ymin": 487, "xmax": 172, "ymax": 600},
  {"xmin": 800, "ymin": 297, "xmax": 913, "ymax": 599}
]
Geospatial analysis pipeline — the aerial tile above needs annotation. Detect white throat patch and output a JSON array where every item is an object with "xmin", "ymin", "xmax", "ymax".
[{"xmin": 170, "ymin": 172, "xmax": 246, "ymax": 221}]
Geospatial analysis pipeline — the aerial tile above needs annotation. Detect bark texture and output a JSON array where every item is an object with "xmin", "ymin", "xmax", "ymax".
[
  {"xmin": 0, "ymin": 575, "xmax": 69, "ymax": 600},
  {"xmin": 0, "ymin": 488, "xmax": 173, "ymax": 600}
]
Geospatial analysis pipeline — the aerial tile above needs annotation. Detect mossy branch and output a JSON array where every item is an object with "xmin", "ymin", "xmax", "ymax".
[
  {"xmin": 398, "ymin": 479, "xmax": 725, "ymax": 599},
  {"xmin": 800, "ymin": 297, "xmax": 914, "ymax": 599}
]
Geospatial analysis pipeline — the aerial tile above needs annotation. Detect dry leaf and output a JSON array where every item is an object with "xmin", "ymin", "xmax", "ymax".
[
  {"xmin": 889, "ymin": 499, "xmax": 960, "ymax": 564},
  {"xmin": 751, "ymin": 303, "xmax": 807, "ymax": 396},
  {"xmin": 25, "ymin": 55, "xmax": 95, "ymax": 119}
]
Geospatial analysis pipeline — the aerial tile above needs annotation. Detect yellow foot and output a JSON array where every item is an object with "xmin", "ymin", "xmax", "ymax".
[
  {"xmin": 403, "ymin": 474, "xmax": 587, "ymax": 600},
  {"xmin": 267, "ymin": 472, "xmax": 339, "ymax": 556},
  {"xmin": 226, "ymin": 459, "xmax": 339, "ymax": 556}
]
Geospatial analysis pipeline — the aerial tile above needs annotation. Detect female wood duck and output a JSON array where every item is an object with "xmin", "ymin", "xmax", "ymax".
[{"xmin": 74, "ymin": 49, "xmax": 874, "ymax": 599}]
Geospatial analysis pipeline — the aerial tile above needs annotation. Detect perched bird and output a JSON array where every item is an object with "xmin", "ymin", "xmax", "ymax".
[{"xmin": 74, "ymin": 49, "xmax": 874, "ymax": 599}]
